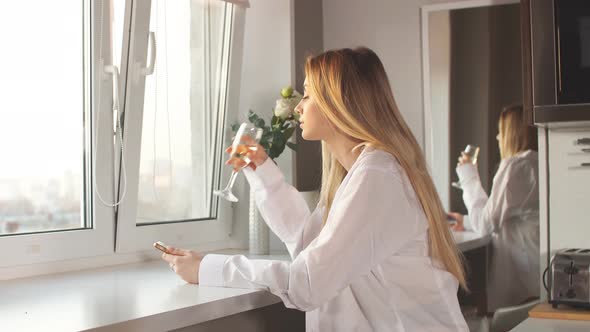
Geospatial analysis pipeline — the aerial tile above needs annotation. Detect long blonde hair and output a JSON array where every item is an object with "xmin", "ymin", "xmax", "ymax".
[
  {"xmin": 305, "ymin": 47, "xmax": 466, "ymax": 289},
  {"xmin": 499, "ymin": 104, "xmax": 537, "ymax": 159}
]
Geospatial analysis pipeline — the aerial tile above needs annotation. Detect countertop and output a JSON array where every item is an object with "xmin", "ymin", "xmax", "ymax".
[
  {"xmin": 512, "ymin": 318, "xmax": 590, "ymax": 331},
  {"xmin": 0, "ymin": 232, "xmax": 488, "ymax": 331},
  {"xmin": 0, "ymin": 253, "xmax": 289, "ymax": 332},
  {"xmin": 453, "ymin": 230, "xmax": 491, "ymax": 252}
]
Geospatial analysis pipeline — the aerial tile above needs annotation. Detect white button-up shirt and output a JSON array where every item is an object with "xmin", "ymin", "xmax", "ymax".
[
  {"xmin": 457, "ymin": 150, "xmax": 539, "ymax": 311},
  {"xmin": 200, "ymin": 147, "xmax": 468, "ymax": 331}
]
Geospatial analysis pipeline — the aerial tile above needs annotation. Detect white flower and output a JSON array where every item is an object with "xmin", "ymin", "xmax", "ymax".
[
  {"xmin": 273, "ymin": 90, "xmax": 303, "ymax": 120},
  {"xmin": 274, "ymin": 98, "xmax": 293, "ymax": 120}
]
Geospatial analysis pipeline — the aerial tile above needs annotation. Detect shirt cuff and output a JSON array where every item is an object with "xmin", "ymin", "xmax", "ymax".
[
  {"xmin": 463, "ymin": 214, "xmax": 473, "ymax": 231},
  {"xmin": 199, "ymin": 254, "xmax": 230, "ymax": 287},
  {"xmin": 456, "ymin": 163, "xmax": 478, "ymax": 184},
  {"xmin": 243, "ymin": 158, "xmax": 284, "ymax": 192}
]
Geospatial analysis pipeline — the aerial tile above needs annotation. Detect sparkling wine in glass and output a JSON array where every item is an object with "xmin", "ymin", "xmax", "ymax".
[
  {"xmin": 214, "ymin": 123, "xmax": 263, "ymax": 202},
  {"xmin": 451, "ymin": 144, "xmax": 480, "ymax": 190}
]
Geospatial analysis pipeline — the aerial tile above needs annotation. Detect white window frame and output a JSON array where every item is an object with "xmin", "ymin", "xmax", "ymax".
[
  {"xmin": 114, "ymin": 0, "xmax": 246, "ymax": 253},
  {"xmin": 0, "ymin": 0, "xmax": 117, "ymax": 267}
]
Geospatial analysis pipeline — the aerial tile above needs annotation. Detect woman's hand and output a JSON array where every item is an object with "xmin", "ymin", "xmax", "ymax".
[
  {"xmin": 457, "ymin": 152, "xmax": 472, "ymax": 166},
  {"xmin": 225, "ymin": 135, "xmax": 268, "ymax": 171},
  {"xmin": 161, "ymin": 247, "xmax": 205, "ymax": 284},
  {"xmin": 447, "ymin": 212, "xmax": 465, "ymax": 232}
]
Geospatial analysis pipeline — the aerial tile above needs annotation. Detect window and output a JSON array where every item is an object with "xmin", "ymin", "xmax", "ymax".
[
  {"xmin": 0, "ymin": 0, "xmax": 245, "ymax": 266},
  {"xmin": 0, "ymin": 0, "xmax": 117, "ymax": 266},
  {"xmin": 136, "ymin": 0, "xmax": 227, "ymax": 224},
  {"xmin": 0, "ymin": 2, "xmax": 86, "ymax": 236},
  {"xmin": 114, "ymin": 0, "xmax": 242, "ymax": 252}
]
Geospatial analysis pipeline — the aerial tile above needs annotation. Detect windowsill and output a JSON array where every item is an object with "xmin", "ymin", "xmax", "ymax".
[
  {"xmin": 0, "ymin": 249, "xmax": 290, "ymax": 332},
  {"xmin": 0, "ymin": 232, "xmax": 489, "ymax": 331}
]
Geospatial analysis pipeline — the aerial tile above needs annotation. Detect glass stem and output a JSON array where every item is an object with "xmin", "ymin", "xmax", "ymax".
[{"xmin": 225, "ymin": 170, "xmax": 239, "ymax": 191}]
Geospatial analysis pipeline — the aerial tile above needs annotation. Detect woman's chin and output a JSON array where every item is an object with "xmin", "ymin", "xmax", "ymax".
[
  {"xmin": 301, "ymin": 130, "xmax": 316, "ymax": 141},
  {"xmin": 300, "ymin": 126, "xmax": 323, "ymax": 141}
]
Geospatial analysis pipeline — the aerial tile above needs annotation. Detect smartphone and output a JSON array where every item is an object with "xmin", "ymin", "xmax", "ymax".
[
  {"xmin": 153, "ymin": 241, "xmax": 172, "ymax": 254},
  {"xmin": 446, "ymin": 214, "xmax": 457, "ymax": 226}
]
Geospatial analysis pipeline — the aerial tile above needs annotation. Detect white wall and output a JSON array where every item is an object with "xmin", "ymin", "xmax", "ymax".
[
  {"xmin": 428, "ymin": 11, "xmax": 450, "ymax": 210},
  {"xmin": 322, "ymin": 0, "xmax": 461, "ymax": 147},
  {"xmin": 230, "ymin": 0, "xmax": 295, "ymax": 252}
]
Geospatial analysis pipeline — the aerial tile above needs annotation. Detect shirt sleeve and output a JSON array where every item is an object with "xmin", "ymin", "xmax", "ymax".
[
  {"xmin": 242, "ymin": 158, "xmax": 320, "ymax": 259},
  {"xmin": 457, "ymin": 160, "xmax": 530, "ymax": 236},
  {"xmin": 199, "ymin": 166, "xmax": 424, "ymax": 311}
]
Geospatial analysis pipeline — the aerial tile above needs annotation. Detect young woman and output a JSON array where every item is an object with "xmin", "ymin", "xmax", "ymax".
[
  {"xmin": 448, "ymin": 105, "xmax": 539, "ymax": 312},
  {"xmin": 163, "ymin": 47, "xmax": 468, "ymax": 331}
]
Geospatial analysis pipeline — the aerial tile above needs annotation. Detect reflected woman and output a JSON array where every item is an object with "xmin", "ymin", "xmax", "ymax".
[{"xmin": 449, "ymin": 105, "xmax": 539, "ymax": 311}]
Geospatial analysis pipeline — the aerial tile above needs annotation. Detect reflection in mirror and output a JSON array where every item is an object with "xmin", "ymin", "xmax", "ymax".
[{"xmin": 426, "ymin": 3, "xmax": 522, "ymax": 214}]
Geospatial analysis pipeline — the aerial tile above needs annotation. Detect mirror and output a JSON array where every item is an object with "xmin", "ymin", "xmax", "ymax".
[{"xmin": 422, "ymin": 1, "xmax": 522, "ymax": 213}]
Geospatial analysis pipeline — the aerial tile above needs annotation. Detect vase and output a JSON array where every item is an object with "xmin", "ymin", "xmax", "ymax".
[{"xmin": 249, "ymin": 188, "xmax": 269, "ymax": 255}]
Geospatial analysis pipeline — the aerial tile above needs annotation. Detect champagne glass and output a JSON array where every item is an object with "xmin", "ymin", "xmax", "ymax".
[
  {"xmin": 214, "ymin": 123, "xmax": 263, "ymax": 202},
  {"xmin": 451, "ymin": 144, "xmax": 480, "ymax": 190}
]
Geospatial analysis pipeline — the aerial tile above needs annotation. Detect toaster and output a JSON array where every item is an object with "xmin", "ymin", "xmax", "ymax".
[{"xmin": 550, "ymin": 248, "xmax": 590, "ymax": 308}]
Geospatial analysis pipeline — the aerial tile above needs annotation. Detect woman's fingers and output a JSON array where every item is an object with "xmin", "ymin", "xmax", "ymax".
[
  {"xmin": 453, "ymin": 223, "xmax": 465, "ymax": 232},
  {"xmin": 240, "ymin": 135, "xmax": 257, "ymax": 145},
  {"xmin": 161, "ymin": 252, "xmax": 177, "ymax": 264},
  {"xmin": 167, "ymin": 246, "xmax": 189, "ymax": 256},
  {"xmin": 226, "ymin": 157, "xmax": 247, "ymax": 170}
]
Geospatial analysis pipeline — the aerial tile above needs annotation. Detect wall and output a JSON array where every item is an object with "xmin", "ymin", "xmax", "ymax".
[
  {"xmin": 293, "ymin": 0, "xmax": 323, "ymax": 192},
  {"xmin": 486, "ymin": 4, "xmax": 523, "ymax": 182},
  {"xmin": 322, "ymin": 0, "xmax": 464, "ymax": 147},
  {"xmin": 428, "ymin": 11, "xmax": 451, "ymax": 210},
  {"xmin": 449, "ymin": 7, "xmax": 491, "ymax": 213},
  {"xmin": 229, "ymin": 0, "xmax": 295, "ymax": 251},
  {"xmin": 232, "ymin": 0, "xmax": 325, "ymax": 252}
]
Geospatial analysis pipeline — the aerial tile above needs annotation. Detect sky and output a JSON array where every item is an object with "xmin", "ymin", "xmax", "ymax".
[{"xmin": 0, "ymin": 1, "xmax": 83, "ymax": 178}]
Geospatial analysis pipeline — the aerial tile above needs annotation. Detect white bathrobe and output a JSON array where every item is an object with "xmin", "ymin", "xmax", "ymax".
[
  {"xmin": 200, "ymin": 147, "xmax": 468, "ymax": 331},
  {"xmin": 457, "ymin": 150, "xmax": 540, "ymax": 311}
]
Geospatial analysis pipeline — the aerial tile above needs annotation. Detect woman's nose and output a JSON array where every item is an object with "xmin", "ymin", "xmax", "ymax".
[{"xmin": 294, "ymin": 102, "xmax": 302, "ymax": 115}]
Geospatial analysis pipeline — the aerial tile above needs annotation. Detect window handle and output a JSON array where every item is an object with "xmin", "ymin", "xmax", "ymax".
[
  {"xmin": 104, "ymin": 65, "xmax": 120, "ymax": 113},
  {"xmin": 576, "ymin": 138, "xmax": 590, "ymax": 145},
  {"xmin": 142, "ymin": 31, "xmax": 157, "ymax": 76},
  {"xmin": 96, "ymin": 64, "xmax": 127, "ymax": 207}
]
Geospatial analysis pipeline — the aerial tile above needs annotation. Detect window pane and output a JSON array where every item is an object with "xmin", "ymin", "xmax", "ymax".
[
  {"xmin": 136, "ymin": 0, "xmax": 230, "ymax": 224},
  {"xmin": 0, "ymin": 1, "xmax": 87, "ymax": 235}
]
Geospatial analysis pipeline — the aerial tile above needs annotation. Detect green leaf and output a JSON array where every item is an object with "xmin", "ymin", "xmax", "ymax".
[
  {"xmin": 271, "ymin": 115, "xmax": 280, "ymax": 127},
  {"xmin": 281, "ymin": 119, "xmax": 292, "ymax": 128},
  {"xmin": 260, "ymin": 140, "xmax": 270, "ymax": 152},
  {"xmin": 283, "ymin": 126, "xmax": 295, "ymax": 140},
  {"xmin": 254, "ymin": 118, "xmax": 265, "ymax": 128},
  {"xmin": 286, "ymin": 142, "xmax": 298, "ymax": 151},
  {"xmin": 273, "ymin": 131, "xmax": 286, "ymax": 146},
  {"xmin": 269, "ymin": 142, "xmax": 285, "ymax": 159},
  {"xmin": 262, "ymin": 130, "xmax": 272, "ymax": 142},
  {"xmin": 248, "ymin": 110, "xmax": 259, "ymax": 123},
  {"xmin": 231, "ymin": 123, "xmax": 241, "ymax": 133}
]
